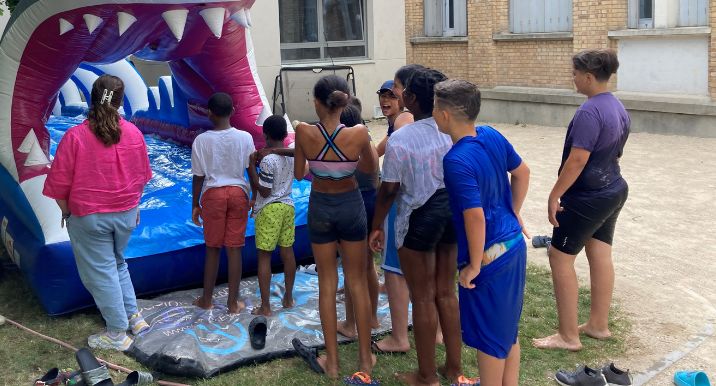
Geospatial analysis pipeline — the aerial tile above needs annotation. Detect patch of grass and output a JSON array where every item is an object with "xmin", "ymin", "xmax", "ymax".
[{"xmin": 0, "ymin": 258, "xmax": 628, "ymax": 386}]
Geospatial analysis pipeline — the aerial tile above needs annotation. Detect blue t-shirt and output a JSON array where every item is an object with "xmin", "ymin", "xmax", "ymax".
[
  {"xmin": 560, "ymin": 92, "xmax": 630, "ymax": 200},
  {"xmin": 443, "ymin": 126, "xmax": 523, "ymax": 269}
]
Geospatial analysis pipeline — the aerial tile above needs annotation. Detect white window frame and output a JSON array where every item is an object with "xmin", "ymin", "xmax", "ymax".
[
  {"xmin": 279, "ymin": 0, "xmax": 369, "ymax": 64},
  {"xmin": 628, "ymin": 0, "xmax": 708, "ymax": 28},
  {"xmin": 424, "ymin": 0, "xmax": 467, "ymax": 37},
  {"xmin": 629, "ymin": 0, "xmax": 655, "ymax": 28}
]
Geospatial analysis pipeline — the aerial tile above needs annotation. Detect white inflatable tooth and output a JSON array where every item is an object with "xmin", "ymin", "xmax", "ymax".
[
  {"xmin": 162, "ymin": 9, "xmax": 189, "ymax": 42},
  {"xmin": 24, "ymin": 141, "xmax": 50, "ymax": 167},
  {"xmin": 18, "ymin": 129, "xmax": 38, "ymax": 153},
  {"xmin": 83, "ymin": 14, "xmax": 103, "ymax": 34},
  {"xmin": 245, "ymin": 9, "xmax": 253, "ymax": 27},
  {"xmin": 59, "ymin": 18, "xmax": 74, "ymax": 35},
  {"xmin": 230, "ymin": 9, "xmax": 249, "ymax": 28},
  {"xmin": 199, "ymin": 7, "xmax": 225, "ymax": 38},
  {"xmin": 117, "ymin": 12, "xmax": 137, "ymax": 36}
]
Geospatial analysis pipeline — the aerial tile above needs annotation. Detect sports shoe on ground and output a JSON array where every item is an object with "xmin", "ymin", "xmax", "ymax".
[
  {"xmin": 555, "ymin": 365, "xmax": 607, "ymax": 386},
  {"xmin": 128, "ymin": 313, "xmax": 150, "ymax": 335},
  {"xmin": 601, "ymin": 363, "xmax": 632, "ymax": 385},
  {"xmin": 88, "ymin": 330, "xmax": 133, "ymax": 351}
]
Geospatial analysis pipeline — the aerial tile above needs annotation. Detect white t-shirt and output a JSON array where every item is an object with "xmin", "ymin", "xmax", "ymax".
[
  {"xmin": 191, "ymin": 128, "xmax": 255, "ymax": 195},
  {"xmin": 382, "ymin": 117, "xmax": 453, "ymax": 248},
  {"xmin": 254, "ymin": 153, "xmax": 295, "ymax": 214}
]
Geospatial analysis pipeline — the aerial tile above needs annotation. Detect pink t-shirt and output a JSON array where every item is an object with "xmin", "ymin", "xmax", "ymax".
[{"xmin": 43, "ymin": 118, "xmax": 152, "ymax": 216}]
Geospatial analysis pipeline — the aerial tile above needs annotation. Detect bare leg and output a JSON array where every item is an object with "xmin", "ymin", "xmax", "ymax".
[
  {"xmin": 253, "ymin": 249, "xmax": 273, "ymax": 316},
  {"xmin": 339, "ymin": 247, "xmax": 380, "ymax": 338},
  {"xmin": 226, "ymin": 246, "xmax": 245, "ymax": 314},
  {"xmin": 193, "ymin": 246, "xmax": 220, "ymax": 309},
  {"xmin": 502, "ymin": 343, "xmax": 521, "ymax": 386},
  {"xmin": 579, "ymin": 238, "xmax": 614, "ymax": 339},
  {"xmin": 476, "ymin": 350, "xmax": 506, "ymax": 386},
  {"xmin": 280, "ymin": 246, "xmax": 296, "ymax": 309},
  {"xmin": 532, "ymin": 247, "xmax": 582, "ymax": 351},
  {"xmin": 373, "ymin": 271, "xmax": 410, "ymax": 353},
  {"xmin": 397, "ymin": 247, "xmax": 439, "ymax": 386},
  {"xmin": 312, "ymin": 242, "xmax": 340, "ymax": 378},
  {"xmin": 341, "ymin": 239, "xmax": 375, "ymax": 375},
  {"xmin": 434, "ymin": 243, "xmax": 462, "ymax": 381}
]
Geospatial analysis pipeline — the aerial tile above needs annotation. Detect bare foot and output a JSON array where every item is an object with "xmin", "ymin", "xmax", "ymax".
[
  {"xmin": 337, "ymin": 320, "xmax": 357, "ymax": 339},
  {"xmin": 282, "ymin": 296, "xmax": 295, "ymax": 309},
  {"xmin": 532, "ymin": 333, "xmax": 582, "ymax": 351},
  {"xmin": 395, "ymin": 371, "xmax": 439, "ymax": 386},
  {"xmin": 316, "ymin": 354, "xmax": 339, "ymax": 379},
  {"xmin": 192, "ymin": 296, "xmax": 213, "ymax": 310},
  {"xmin": 371, "ymin": 318, "xmax": 380, "ymax": 329},
  {"xmin": 252, "ymin": 304, "xmax": 272, "ymax": 317},
  {"xmin": 372, "ymin": 336, "xmax": 410, "ymax": 353},
  {"xmin": 437, "ymin": 365, "xmax": 461, "ymax": 383},
  {"xmin": 227, "ymin": 300, "xmax": 246, "ymax": 314},
  {"xmin": 579, "ymin": 323, "xmax": 612, "ymax": 340}
]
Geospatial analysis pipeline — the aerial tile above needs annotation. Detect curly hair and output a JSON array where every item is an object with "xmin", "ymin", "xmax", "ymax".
[
  {"xmin": 87, "ymin": 75, "xmax": 124, "ymax": 146},
  {"xmin": 405, "ymin": 68, "xmax": 447, "ymax": 114}
]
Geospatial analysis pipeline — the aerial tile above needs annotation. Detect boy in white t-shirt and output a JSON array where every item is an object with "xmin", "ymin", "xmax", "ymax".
[
  {"xmin": 248, "ymin": 115, "xmax": 296, "ymax": 317},
  {"xmin": 191, "ymin": 93, "xmax": 255, "ymax": 314}
]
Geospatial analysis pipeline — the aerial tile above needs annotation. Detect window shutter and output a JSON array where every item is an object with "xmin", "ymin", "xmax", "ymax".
[
  {"xmin": 511, "ymin": 0, "xmax": 570, "ymax": 33},
  {"xmin": 424, "ymin": 0, "xmax": 443, "ymax": 37},
  {"xmin": 454, "ymin": 0, "xmax": 467, "ymax": 36},
  {"xmin": 628, "ymin": 0, "xmax": 639, "ymax": 28},
  {"xmin": 679, "ymin": 0, "xmax": 709, "ymax": 26}
]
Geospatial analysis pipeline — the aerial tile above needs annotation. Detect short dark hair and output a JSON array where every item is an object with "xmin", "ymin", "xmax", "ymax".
[
  {"xmin": 572, "ymin": 49, "xmax": 619, "ymax": 82},
  {"xmin": 262, "ymin": 115, "xmax": 288, "ymax": 141},
  {"xmin": 314, "ymin": 75, "xmax": 350, "ymax": 110},
  {"xmin": 434, "ymin": 79, "xmax": 482, "ymax": 122},
  {"xmin": 405, "ymin": 68, "xmax": 447, "ymax": 114},
  {"xmin": 208, "ymin": 92, "xmax": 234, "ymax": 117},
  {"xmin": 340, "ymin": 104, "xmax": 363, "ymax": 127},
  {"xmin": 395, "ymin": 64, "xmax": 425, "ymax": 87}
]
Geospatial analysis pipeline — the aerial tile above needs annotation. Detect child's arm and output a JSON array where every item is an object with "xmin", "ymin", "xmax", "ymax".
[
  {"xmin": 460, "ymin": 208, "xmax": 486, "ymax": 289},
  {"xmin": 549, "ymin": 148, "xmax": 589, "ymax": 226},
  {"xmin": 192, "ymin": 175, "xmax": 205, "ymax": 226},
  {"xmin": 510, "ymin": 161, "xmax": 531, "ymax": 237},
  {"xmin": 357, "ymin": 126, "xmax": 378, "ymax": 174},
  {"xmin": 293, "ymin": 125, "xmax": 308, "ymax": 180}
]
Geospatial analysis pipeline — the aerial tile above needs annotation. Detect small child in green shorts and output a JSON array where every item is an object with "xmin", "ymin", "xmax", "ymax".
[{"xmin": 248, "ymin": 115, "xmax": 296, "ymax": 316}]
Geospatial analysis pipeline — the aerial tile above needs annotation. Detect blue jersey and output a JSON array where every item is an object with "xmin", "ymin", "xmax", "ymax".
[{"xmin": 443, "ymin": 126, "xmax": 523, "ymax": 269}]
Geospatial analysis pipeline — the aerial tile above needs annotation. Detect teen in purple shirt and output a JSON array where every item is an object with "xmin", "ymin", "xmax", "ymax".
[{"xmin": 534, "ymin": 49, "xmax": 630, "ymax": 352}]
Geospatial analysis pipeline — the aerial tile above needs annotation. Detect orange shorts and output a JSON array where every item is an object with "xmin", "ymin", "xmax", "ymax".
[{"xmin": 200, "ymin": 186, "xmax": 249, "ymax": 248}]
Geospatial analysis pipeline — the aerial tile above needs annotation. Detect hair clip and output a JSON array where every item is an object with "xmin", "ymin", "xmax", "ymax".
[{"xmin": 101, "ymin": 89, "xmax": 114, "ymax": 105}]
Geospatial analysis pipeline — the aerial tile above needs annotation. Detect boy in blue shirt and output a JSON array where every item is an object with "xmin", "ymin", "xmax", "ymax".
[{"xmin": 433, "ymin": 79, "xmax": 530, "ymax": 386}]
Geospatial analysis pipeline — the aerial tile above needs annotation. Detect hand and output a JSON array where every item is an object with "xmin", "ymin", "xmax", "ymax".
[
  {"xmin": 516, "ymin": 213, "xmax": 530, "ymax": 239},
  {"xmin": 368, "ymin": 229, "xmax": 385, "ymax": 253},
  {"xmin": 548, "ymin": 196, "xmax": 563, "ymax": 227},
  {"xmin": 249, "ymin": 151, "xmax": 258, "ymax": 165},
  {"xmin": 458, "ymin": 264, "xmax": 481, "ymax": 289},
  {"xmin": 256, "ymin": 148, "xmax": 273, "ymax": 162},
  {"xmin": 60, "ymin": 213, "xmax": 70, "ymax": 229},
  {"xmin": 192, "ymin": 206, "xmax": 203, "ymax": 227},
  {"xmin": 249, "ymin": 199, "xmax": 256, "ymax": 213}
]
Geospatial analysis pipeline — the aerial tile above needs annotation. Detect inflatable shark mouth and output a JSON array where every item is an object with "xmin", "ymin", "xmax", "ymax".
[{"xmin": 0, "ymin": 0, "xmax": 264, "ymax": 186}]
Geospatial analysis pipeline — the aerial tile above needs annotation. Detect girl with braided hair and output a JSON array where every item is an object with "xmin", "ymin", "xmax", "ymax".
[{"xmin": 44, "ymin": 75, "xmax": 153, "ymax": 351}]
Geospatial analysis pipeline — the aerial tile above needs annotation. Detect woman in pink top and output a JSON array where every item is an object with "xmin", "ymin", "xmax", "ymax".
[{"xmin": 43, "ymin": 75, "xmax": 152, "ymax": 351}]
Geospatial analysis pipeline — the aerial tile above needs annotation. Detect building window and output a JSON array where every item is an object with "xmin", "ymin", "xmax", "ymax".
[
  {"xmin": 279, "ymin": 0, "xmax": 367, "ymax": 63},
  {"xmin": 424, "ymin": 0, "xmax": 467, "ymax": 37},
  {"xmin": 628, "ymin": 0, "xmax": 708, "ymax": 28},
  {"xmin": 509, "ymin": 0, "xmax": 573, "ymax": 33}
]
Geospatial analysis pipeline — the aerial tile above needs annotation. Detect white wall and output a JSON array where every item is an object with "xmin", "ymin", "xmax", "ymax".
[
  {"xmin": 252, "ymin": 0, "xmax": 407, "ymax": 120},
  {"xmin": 617, "ymin": 37, "xmax": 709, "ymax": 96}
]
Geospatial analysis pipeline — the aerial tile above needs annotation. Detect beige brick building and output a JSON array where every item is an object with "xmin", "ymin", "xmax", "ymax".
[{"xmin": 405, "ymin": 0, "xmax": 716, "ymax": 136}]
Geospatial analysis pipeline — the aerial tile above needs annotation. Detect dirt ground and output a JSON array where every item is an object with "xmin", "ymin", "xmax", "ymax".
[{"xmin": 367, "ymin": 119, "xmax": 716, "ymax": 385}]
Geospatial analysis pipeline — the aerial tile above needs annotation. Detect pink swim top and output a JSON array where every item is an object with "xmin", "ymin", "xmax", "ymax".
[{"xmin": 307, "ymin": 122, "xmax": 358, "ymax": 181}]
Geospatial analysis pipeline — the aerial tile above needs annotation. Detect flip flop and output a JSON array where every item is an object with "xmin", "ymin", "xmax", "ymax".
[
  {"xmin": 249, "ymin": 316, "xmax": 268, "ymax": 350},
  {"xmin": 291, "ymin": 338, "xmax": 324, "ymax": 374},
  {"xmin": 116, "ymin": 370, "xmax": 154, "ymax": 386},
  {"xmin": 674, "ymin": 371, "xmax": 711, "ymax": 386},
  {"xmin": 370, "ymin": 339, "xmax": 407, "ymax": 355},
  {"xmin": 344, "ymin": 371, "xmax": 380, "ymax": 385},
  {"xmin": 75, "ymin": 348, "xmax": 114, "ymax": 386}
]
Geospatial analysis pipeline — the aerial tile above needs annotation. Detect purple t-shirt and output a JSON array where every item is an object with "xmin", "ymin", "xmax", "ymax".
[{"xmin": 560, "ymin": 92, "xmax": 630, "ymax": 200}]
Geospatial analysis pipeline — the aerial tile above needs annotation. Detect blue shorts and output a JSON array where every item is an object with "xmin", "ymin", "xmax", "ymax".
[
  {"xmin": 380, "ymin": 204, "xmax": 401, "ymax": 275},
  {"xmin": 361, "ymin": 189, "xmax": 376, "ymax": 232},
  {"xmin": 459, "ymin": 238, "xmax": 526, "ymax": 359}
]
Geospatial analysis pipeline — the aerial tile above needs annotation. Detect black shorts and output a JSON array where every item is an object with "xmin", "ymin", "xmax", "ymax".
[
  {"xmin": 308, "ymin": 189, "xmax": 367, "ymax": 244},
  {"xmin": 551, "ymin": 187, "xmax": 628, "ymax": 255},
  {"xmin": 402, "ymin": 189, "xmax": 457, "ymax": 252},
  {"xmin": 361, "ymin": 188, "xmax": 377, "ymax": 230}
]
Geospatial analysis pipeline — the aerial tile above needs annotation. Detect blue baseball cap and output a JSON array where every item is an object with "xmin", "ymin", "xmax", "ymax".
[{"xmin": 377, "ymin": 80, "xmax": 394, "ymax": 94}]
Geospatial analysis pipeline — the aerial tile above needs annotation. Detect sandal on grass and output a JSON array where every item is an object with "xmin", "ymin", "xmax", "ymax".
[
  {"xmin": 370, "ymin": 339, "xmax": 407, "ymax": 355},
  {"xmin": 344, "ymin": 371, "xmax": 380, "ymax": 385},
  {"xmin": 291, "ymin": 338, "xmax": 324, "ymax": 374}
]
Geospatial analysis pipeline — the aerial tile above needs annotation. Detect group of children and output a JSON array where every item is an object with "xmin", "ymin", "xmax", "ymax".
[{"xmin": 189, "ymin": 68, "xmax": 530, "ymax": 386}]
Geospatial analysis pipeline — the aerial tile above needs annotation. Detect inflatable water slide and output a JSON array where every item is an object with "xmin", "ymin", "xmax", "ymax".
[{"xmin": 0, "ymin": 0, "xmax": 313, "ymax": 315}]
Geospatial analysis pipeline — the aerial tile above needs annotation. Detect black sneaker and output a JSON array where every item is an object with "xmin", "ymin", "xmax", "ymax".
[
  {"xmin": 555, "ymin": 365, "xmax": 607, "ymax": 386},
  {"xmin": 601, "ymin": 363, "xmax": 632, "ymax": 386}
]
